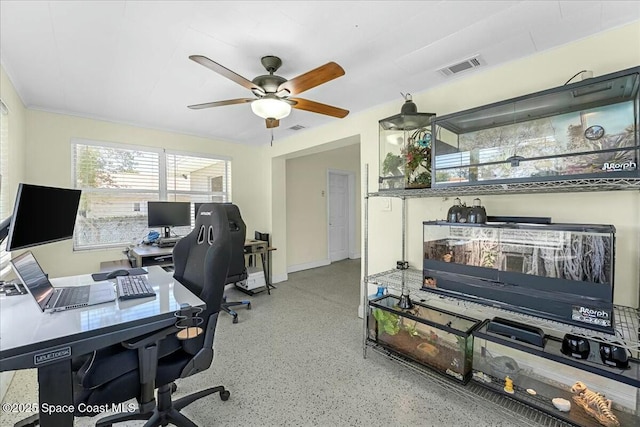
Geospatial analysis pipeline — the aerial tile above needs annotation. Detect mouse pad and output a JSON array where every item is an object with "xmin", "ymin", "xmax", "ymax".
[{"xmin": 91, "ymin": 267, "xmax": 149, "ymax": 281}]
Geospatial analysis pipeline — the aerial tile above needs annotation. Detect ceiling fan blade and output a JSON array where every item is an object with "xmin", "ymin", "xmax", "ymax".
[
  {"xmin": 266, "ymin": 118, "xmax": 280, "ymax": 128},
  {"xmin": 189, "ymin": 55, "xmax": 265, "ymax": 95},
  {"xmin": 188, "ymin": 98, "xmax": 254, "ymax": 110},
  {"xmin": 277, "ymin": 62, "xmax": 345, "ymax": 96},
  {"xmin": 290, "ymin": 98, "xmax": 349, "ymax": 118}
]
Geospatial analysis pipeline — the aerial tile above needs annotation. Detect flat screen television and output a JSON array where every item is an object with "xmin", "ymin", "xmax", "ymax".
[
  {"xmin": 6, "ymin": 183, "xmax": 82, "ymax": 251},
  {"xmin": 147, "ymin": 201, "xmax": 190, "ymax": 238}
]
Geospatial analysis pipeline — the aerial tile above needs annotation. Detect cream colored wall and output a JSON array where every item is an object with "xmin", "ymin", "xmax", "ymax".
[
  {"xmin": 23, "ymin": 109, "xmax": 270, "ymax": 277},
  {"xmin": 269, "ymin": 156, "xmax": 286, "ymax": 282},
  {"xmin": 286, "ymin": 143, "xmax": 361, "ymax": 268},
  {"xmin": 269, "ymin": 21, "xmax": 640, "ymax": 308},
  {"xmin": 0, "ymin": 66, "xmax": 27, "ymax": 227},
  {"xmin": 0, "ymin": 65, "xmax": 27, "ymax": 405}
]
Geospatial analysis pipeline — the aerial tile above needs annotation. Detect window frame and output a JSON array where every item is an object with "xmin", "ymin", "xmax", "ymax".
[{"xmin": 71, "ymin": 138, "xmax": 232, "ymax": 251}]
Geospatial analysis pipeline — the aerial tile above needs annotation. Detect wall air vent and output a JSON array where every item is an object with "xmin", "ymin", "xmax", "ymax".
[
  {"xmin": 438, "ymin": 55, "xmax": 485, "ymax": 77},
  {"xmin": 288, "ymin": 125, "xmax": 306, "ymax": 131}
]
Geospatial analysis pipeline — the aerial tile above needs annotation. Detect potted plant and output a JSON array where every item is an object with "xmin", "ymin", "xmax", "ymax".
[
  {"xmin": 380, "ymin": 130, "xmax": 432, "ymax": 189},
  {"xmin": 402, "ymin": 129, "xmax": 432, "ymax": 188}
]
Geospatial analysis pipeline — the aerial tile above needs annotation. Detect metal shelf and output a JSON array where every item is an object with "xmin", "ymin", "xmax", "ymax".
[
  {"xmin": 366, "ymin": 268, "xmax": 640, "ymax": 353},
  {"xmin": 369, "ymin": 176, "xmax": 640, "ymax": 198},
  {"xmin": 366, "ymin": 342, "xmax": 571, "ymax": 427}
]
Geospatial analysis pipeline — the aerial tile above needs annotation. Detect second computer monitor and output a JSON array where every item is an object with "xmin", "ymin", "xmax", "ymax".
[{"xmin": 147, "ymin": 201, "xmax": 190, "ymax": 238}]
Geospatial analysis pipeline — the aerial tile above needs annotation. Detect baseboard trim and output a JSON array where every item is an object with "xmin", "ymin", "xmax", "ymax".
[
  {"xmin": 287, "ymin": 259, "xmax": 331, "ymax": 274},
  {"xmin": 349, "ymin": 252, "xmax": 361, "ymax": 260},
  {"xmin": 272, "ymin": 273, "xmax": 288, "ymax": 284}
]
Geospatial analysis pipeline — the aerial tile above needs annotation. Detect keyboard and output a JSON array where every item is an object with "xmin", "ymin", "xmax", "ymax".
[
  {"xmin": 116, "ymin": 275, "xmax": 156, "ymax": 300},
  {"xmin": 157, "ymin": 237, "xmax": 182, "ymax": 247},
  {"xmin": 57, "ymin": 287, "xmax": 90, "ymax": 307}
]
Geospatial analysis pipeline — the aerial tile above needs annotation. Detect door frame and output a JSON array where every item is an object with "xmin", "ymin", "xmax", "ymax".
[{"xmin": 327, "ymin": 169, "xmax": 356, "ymax": 262}]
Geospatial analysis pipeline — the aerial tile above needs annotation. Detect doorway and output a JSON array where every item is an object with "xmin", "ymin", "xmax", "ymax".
[{"xmin": 327, "ymin": 169, "xmax": 356, "ymax": 262}]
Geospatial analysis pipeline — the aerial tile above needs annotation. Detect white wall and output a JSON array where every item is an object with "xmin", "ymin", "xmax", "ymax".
[
  {"xmin": 22, "ymin": 109, "xmax": 270, "ymax": 277},
  {"xmin": 286, "ymin": 143, "xmax": 361, "ymax": 270},
  {"xmin": 268, "ymin": 22, "xmax": 640, "ymax": 308}
]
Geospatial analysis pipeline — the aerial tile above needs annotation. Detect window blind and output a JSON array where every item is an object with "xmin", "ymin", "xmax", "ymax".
[
  {"xmin": 164, "ymin": 151, "xmax": 232, "ymax": 236},
  {"xmin": 72, "ymin": 140, "xmax": 231, "ymax": 250}
]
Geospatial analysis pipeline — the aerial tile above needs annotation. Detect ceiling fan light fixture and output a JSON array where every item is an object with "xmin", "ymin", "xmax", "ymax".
[{"xmin": 251, "ymin": 97, "xmax": 291, "ymax": 120}]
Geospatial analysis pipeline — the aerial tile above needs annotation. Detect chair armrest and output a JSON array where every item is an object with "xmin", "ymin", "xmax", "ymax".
[
  {"xmin": 122, "ymin": 326, "xmax": 178, "ymax": 410},
  {"xmin": 121, "ymin": 325, "xmax": 180, "ymax": 349}
]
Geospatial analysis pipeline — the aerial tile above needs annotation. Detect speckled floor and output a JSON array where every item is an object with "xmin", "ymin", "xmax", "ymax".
[{"xmin": 2, "ymin": 260, "xmax": 531, "ymax": 426}]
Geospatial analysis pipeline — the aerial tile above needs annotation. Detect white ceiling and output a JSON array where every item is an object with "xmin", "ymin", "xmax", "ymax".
[{"xmin": 1, "ymin": 1, "xmax": 638, "ymax": 146}]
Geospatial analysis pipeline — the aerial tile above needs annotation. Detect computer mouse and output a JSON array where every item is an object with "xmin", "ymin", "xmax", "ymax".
[{"xmin": 106, "ymin": 269, "xmax": 130, "ymax": 279}]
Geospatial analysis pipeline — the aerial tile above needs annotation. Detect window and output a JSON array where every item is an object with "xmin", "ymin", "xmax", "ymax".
[
  {"xmin": 0, "ymin": 100, "xmax": 10, "ymax": 275},
  {"xmin": 72, "ymin": 139, "xmax": 231, "ymax": 250}
]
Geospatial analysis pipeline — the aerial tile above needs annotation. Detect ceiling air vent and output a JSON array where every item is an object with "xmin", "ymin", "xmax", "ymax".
[
  {"xmin": 288, "ymin": 124, "xmax": 306, "ymax": 131},
  {"xmin": 438, "ymin": 55, "xmax": 485, "ymax": 77}
]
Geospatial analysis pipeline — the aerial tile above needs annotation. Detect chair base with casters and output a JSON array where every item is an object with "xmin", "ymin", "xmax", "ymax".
[
  {"xmin": 221, "ymin": 294, "xmax": 251, "ymax": 324},
  {"xmin": 95, "ymin": 382, "xmax": 230, "ymax": 427}
]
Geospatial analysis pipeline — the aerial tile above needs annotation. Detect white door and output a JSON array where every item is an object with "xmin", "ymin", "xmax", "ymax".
[{"xmin": 328, "ymin": 172, "xmax": 349, "ymax": 262}]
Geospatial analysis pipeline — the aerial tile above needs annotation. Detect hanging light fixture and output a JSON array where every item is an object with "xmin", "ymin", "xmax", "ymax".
[{"xmin": 251, "ymin": 95, "xmax": 292, "ymax": 120}]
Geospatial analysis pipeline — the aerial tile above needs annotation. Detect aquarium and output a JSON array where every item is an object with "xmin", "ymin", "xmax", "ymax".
[
  {"xmin": 472, "ymin": 321, "xmax": 639, "ymax": 426},
  {"xmin": 431, "ymin": 67, "xmax": 640, "ymax": 187},
  {"xmin": 422, "ymin": 221, "xmax": 616, "ymax": 332},
  {"xmin": 379, "ymin": 112, "xmax": 436, "ymax": 190},
  {"xmin": 368, "ymin": 294, "xmax": 480, "ymax": 383}
]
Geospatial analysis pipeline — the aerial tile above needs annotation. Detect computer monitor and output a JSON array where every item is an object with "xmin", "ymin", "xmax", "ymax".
[
  {"xmin": 6, "ymin": 183, "xmax": 82, "ymax": 251},
  {"xmin": 0, "ymin": 216, "xmax": 11, "ymax": 244},
  {"xmin": 147, "ymin": 201, "xmax": 190, "ymax": 238}
]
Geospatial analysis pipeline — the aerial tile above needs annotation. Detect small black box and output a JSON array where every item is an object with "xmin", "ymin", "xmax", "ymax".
[{"xmin": 487, "ymin": 317, "xmax": 545, "ymax": 348}]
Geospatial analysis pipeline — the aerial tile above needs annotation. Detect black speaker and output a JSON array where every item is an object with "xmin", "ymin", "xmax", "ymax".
[
  {"xmin": 599, "ymin": 342, "xmax": 629, "ymax": 369},
  {"xmin": 561, "ymin": 334, "xmax": 590, "ymax": 359}
]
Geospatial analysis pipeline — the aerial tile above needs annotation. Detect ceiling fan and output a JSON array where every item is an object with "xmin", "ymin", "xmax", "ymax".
[{"xmin": 188, "ymin": 55, "xmax": 349, "ymax": 129}]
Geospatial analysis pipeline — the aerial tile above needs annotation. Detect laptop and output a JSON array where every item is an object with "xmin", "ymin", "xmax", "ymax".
[{"xmin": 11, "ymin": 251, "xmax": 116, "ymax": 312}]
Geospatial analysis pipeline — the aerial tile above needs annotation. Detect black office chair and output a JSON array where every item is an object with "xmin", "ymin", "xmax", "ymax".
[
  {"xmin": 73, "ymin": 203, "xmax": 232, "ymax": 427},
  {"xmin": 219, "ymin": 203, "xmax": 252, "ymax": 324}
]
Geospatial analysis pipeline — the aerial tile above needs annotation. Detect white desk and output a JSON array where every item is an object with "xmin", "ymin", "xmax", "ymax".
[
  {"xmin": 128, "ymin": 245, "xmax": 174, "ymax": 268},
  {"xmin": 0, "ymin": 266, "xmax": 204, "ymax": 427}
]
